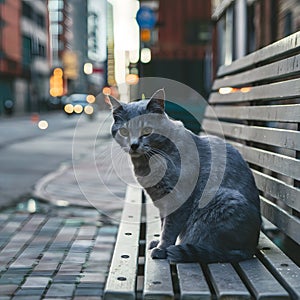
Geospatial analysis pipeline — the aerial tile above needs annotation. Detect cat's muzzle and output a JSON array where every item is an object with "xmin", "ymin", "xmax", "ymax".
[
  {"xmin": 129, "ymin": 150, "xmax": 142, "ymax": 157},
  {"xmin": 129, "ymin": 142, "xmax": 143, "ymax": 157}
]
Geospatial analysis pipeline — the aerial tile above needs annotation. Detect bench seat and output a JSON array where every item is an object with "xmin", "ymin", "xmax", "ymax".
[
  {"xmin": 104, "ymin": 32, "xmax": 300, "ymax": 299},
  {"xmin": 104, "ymin": 187, "xmax": 300, "ymax": 299}
]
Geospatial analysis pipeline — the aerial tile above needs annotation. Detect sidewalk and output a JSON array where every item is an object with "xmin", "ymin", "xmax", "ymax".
[{"xmin": 0, "ymin": 112, "xmax": 132, "ymax": 299}]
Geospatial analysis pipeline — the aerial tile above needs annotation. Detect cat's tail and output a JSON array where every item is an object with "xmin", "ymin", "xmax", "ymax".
[{"xmin": 166, "ymin": 244, "xmax": 252, "ymax": 263}]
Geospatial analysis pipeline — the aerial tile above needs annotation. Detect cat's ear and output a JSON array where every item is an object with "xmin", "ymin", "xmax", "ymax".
[
  {"xmin": 105, "ymin": 95, "xmax": 123, "ymax": 111},
  {"xmin": 147, "ymin": 88, "xmax": 165, "ymax": 114}
]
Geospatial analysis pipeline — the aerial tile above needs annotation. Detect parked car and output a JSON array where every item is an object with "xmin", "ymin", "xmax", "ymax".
[
  {"xmin": 47, "ymin": 96, "xmax": 63, "ymax": 110},
  {"xmin": 63, "ymin": 93, "xmax": 96, "ymax": 118}
]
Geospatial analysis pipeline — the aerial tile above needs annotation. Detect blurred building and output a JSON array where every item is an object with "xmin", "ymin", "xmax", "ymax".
[
  {"xmin": 107, "ymin": 0, "xmax": 140, "ymax": 101},
  {"xmin": 48, "ymin": 0, "xmax": 72, "ymax": 68},
  {"xmin": 211, "ymin": 0, "xmax": 300, "ymax": 77},
  {"xmin": 21, "ymin": 0, "xmax": 50, "ymax": 112},
  {"xmin": 48, "ymin": 0, "xmax": 107, "ymax": 96},
  {"xmin": 0, "ymin": 0, "xmax": 50, "ymax": 114},
  {"xmin": 86, "ymin": 0, "xmax": 107, "ymax": 94},
  {"xmin": 139, "ymin": 0, "xmax": 212, "ymax": 98},
  {"xmin": 106, "ymin": 1, "xmax": 116, "ymax": 87},
  {"xmin": 0, "ymin": 0, "xmax": 21, "ymax": 114}
]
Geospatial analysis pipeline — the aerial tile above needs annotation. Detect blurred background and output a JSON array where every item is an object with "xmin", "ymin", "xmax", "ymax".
[{"xmin": 0, "ymin": 0, "xmax": 299, "ymax": 116}]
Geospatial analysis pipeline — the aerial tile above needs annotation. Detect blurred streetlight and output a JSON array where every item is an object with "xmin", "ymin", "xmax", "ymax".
[
  {"xmin": 141, "ymin": 48, "xmax": 151, "ymax": 63},
  {"xmin": 126, "ymin": 74, "xmax": 139, "ymax": 85},
  {"xmin": 109, "ymin": 0, "xmax": 139, "ymax": 100},
  {"xmin": 84, "ymin": 62, "xmax": 93, "ymax": 75},
  {"xmin": 49, "ymin": 68, "xmax": 64, "ymax": 97}
]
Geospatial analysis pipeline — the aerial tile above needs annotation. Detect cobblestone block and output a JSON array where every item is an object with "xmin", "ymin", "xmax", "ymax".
[
  {"xmin": 74, "ymin": 287, "xmax": 102, "ymax": 296},
  {"xmin": 11, "ymin": 296, "xmax": 41, "ymax": 300},
  {"xmin": 22, "ymin": 276, "xmax": 51, "ymax": 288},
  {"xmin": 45, "ymin": 283, "xmax": 76, "ymax": 297},
  {"xmin": 0, "ymin": 284, "xmax": 18, "ymax": 295},
  {"xmin": 15, "ymin": 287, "xmax": 45, "ymax": 296}
]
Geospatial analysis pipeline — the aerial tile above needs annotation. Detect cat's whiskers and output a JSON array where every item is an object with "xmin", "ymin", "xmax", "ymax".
[{"xmin": 148, "ymin": 148, "xmax": 177, "ymax": 170}]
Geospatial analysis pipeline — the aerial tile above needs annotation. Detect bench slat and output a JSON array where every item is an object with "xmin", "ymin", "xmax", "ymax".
[
  {"xmin": 230, "ymin": 142, "xmax": 300, "ymax": 181},
  {"xmin": 202, "ymin": 119, "xmax": 300, "ymax": 151},
  {"xmin": 207, "ymin": 263, "xmax": 251, "ymax": 299},
  {"xmin": 144, "ymin": 201, "xmax": 174, "ymax": 299},
  {"xmin": 202, "ymin": 32, "xmax": 300, "ymax": 300},
  {"xmin": 209, "ymin": 78, "xmax": 300, "ymax": 104},
  {"xmin": 177, "ymin": 263, "xmax": 211, "ymax": 300},
  {"xmin": 213, "ymin": 53, "xmax": 300, "ymax": 90},
  {"xmin": 238, "ymin": 257, "xmax": 290, "ymax": 299},
  {"xmin": 217, "ymin": 31, "xmax": 300, "ymax": 77},
  {"xmin": 205, "ymin": 104, "xmax": 300, "ymax": 123},
  {"xmin": 253, "ymin": 170, "xmax": 300, "ymax": 211},
  {"xmin": 258, "ymin": 233, "xmax": 300, "ymax": 299},
  {"xmin": 104, "ymin": 186, "xmax": 142, "ymax": 300},
  {"xmin": 260, "ymin": 196, "xmax": 300, "ymax": 244}
]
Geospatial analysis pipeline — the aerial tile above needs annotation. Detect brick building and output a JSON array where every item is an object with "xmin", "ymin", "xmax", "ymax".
[
  {"xmin": 0, "ymin": 0, "xmax": 50, "ymax": 115},
  {"xmin": 139, "ymin": 0, "xmax": 212, "ymax": 97},
  {"xmin": 0, "ymin": 0, "xmax": 22, "ymax": 114}
]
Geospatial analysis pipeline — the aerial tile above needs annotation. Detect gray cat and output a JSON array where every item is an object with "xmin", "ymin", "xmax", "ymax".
[{"xmin": 108, "ymin": 90, "xmax": 261, "ymax": 263}]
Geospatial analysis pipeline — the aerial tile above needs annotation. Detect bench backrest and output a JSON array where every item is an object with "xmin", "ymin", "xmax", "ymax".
[{"xmin": 202, "ymin": 32, "xmax": 300, "ymax": 250}]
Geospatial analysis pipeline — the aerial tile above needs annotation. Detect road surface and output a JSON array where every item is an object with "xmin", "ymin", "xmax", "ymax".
[{"xmin": 0, "ymin": 111, "xmax": 111, "ymax": 209}]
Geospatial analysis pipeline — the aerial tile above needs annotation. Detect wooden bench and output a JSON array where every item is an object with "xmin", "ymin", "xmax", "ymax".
[{"xmin": 104, "ymin": 32, "xmax": 300, "ymax": 299}]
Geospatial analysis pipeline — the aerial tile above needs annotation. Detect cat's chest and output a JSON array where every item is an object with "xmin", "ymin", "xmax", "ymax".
[{"xmin": 140, "ymin": 170, "xmax": 177, "ymax": 202}]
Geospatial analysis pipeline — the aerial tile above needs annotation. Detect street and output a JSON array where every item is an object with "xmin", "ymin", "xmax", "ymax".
[
  {"xmin": 0, "ymin": 111, "xmax": 110, "ymax": 210},
  {"xmin": 0, "ymin": 110, "xmax": 132, "ymax": 300},
  {"xmin": 0, "ymin": 110, "xmax": 130, "ymax": 298}
]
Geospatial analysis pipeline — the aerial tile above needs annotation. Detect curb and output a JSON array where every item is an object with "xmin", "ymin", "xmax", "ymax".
[{"xmin": 32, "ymin": 162, "xmax": 72, "ymax": 206}]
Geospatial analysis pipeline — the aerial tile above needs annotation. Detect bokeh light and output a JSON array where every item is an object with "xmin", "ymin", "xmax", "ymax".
[{"xmin": 38, "ymin": 120, "xmax": 48, "ymax": 130}]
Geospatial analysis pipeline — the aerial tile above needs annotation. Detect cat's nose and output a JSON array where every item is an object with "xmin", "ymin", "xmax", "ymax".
[{"xmin": 130, "ymin": 142, "xmax": 139, "ymax": 151}]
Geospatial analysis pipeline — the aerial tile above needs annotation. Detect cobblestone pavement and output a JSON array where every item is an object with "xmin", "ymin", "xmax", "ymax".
[
  {"xmin": 0, "ymin": 203, "xmax": 118, "ymax": 300},
  {"xmin": 0, "ymin": 111, "xmax": 133, "ymax": 299}
]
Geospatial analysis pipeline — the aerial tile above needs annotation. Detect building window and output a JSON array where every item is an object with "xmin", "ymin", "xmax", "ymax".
[
  {"xmin": 185, "ymin": 20, "xmax": 211, "ymax": 45},
  {"xmin": 50, "ymin": 24, "xmax": 63, "ymax": 35},
  {"xmin": 284, "ymin": 10, "xmax": 293, "ymax": 37},
  {"xmin": 38, "ymin": 43, "xmax": 46, "ymax": 58},
  {"xmin": 48, "ymin": 0, "xmax": 64, "ymax": 11},
  {"xmin": 247, "ymin": 3, "xmax": 256, "ymax": 54},
  {"xmin": 22, "ymin": 2, "xmax": 32, "ymax": 19},
  {"xmin": 23, "ymin": 2, "xmax": 46, "ymax": 29},
  {"xmin": 50, "ymin": 11, "xmax": 63, "ymax": 22},
  {"xmin": 22, "ymin": 36, "xmax": 32, "ymax": 67},
  {"xmin": 37, "ymin": 13, "xmax": 45, "ymax": 28}
]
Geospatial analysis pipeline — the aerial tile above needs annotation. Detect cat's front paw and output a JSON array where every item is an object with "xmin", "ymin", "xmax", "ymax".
[
  {"xmin": 148, "ymin": 240, "xmax": 160, "ymax": 249},
  {"xmin": 151, "ymin": 247, "xmax": 167, "ymax": 259}
]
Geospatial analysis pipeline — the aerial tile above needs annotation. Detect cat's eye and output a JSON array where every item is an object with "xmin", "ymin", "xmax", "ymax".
[
  {"xmin": 119, "ymin": 127, "xmax": 129, "ymax": 137},
  {"xmin": 141, "ymin": 127, "xmax": 153, "ymax": 136}
]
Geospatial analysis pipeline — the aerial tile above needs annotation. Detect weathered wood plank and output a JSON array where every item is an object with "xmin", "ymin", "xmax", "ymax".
[
  {"xmin": 217, "ymin": 31, "xmax": 300, "ymax": 77},
  {"xmin": 209, "ymin": 78, "xmax": 300, "ymax": 104},
  {"xmin": 258, "ymin": 233, "xmax": 300, "ymax": 299},
  {"xmin": 230, "ymin": 142, "xmax": 300, "ymax": 181},
  {"xmin": 202, "ymin": 30, "xmax": 300, "ymax": 300},
  {"xmin": 212, "ymin": 0, "xmax": 234, "ymax": 20},
  {"xmin": 238, "ymin": 257, "xmax": 290, "ymax": 299},
  {"xmin": 143, "ymin": 199, "xmax": 174, "ymax": 300},
  {"xmin": 260, "ymin": 196, "xmax": 300, "ymax": 244},
  {"xmin": 207, "ymin": 263, "xmax": 251, "ymax": 299},
  {"xmin": 177, "ymin": 263, "xmax": 211, "ymax": 300},
  {"xmin": 252, "ymin": 170, "xmax": 300, "ymax": 211},
  {"xmin": 213, "ymin": 53, "xmax": 300, "ymax": 90},
  {"xmin": 204, "ymin": 104, "xmax": 300, "ymax": 123},
  {"xmin": 202, "ymin": 119, "xmax": 300, "ymax": 151},
  {"xmin": 104, "ymin": 186, "xmax": 142, "ymax": 300}
]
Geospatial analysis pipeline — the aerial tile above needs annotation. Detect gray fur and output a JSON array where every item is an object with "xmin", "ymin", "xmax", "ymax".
[{"xmin": 110, "ymin": 93, "xmax": 261, "ymax": 263}]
